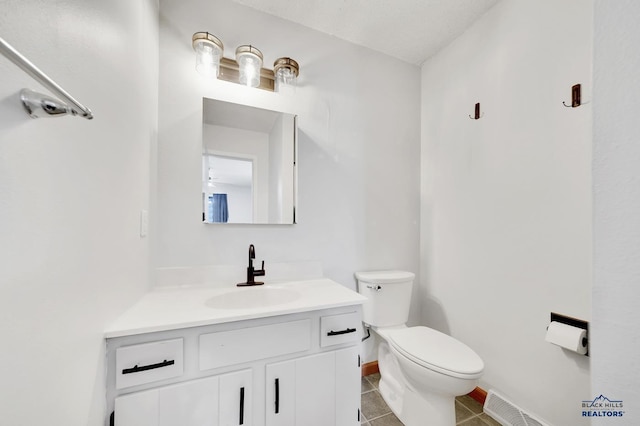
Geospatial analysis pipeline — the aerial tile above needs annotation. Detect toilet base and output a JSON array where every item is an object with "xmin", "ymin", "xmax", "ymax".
[
  {"xmin": 376, "ymin": 338, "xmax": 467, "ymax": 426},
  {"xmin": 378, "ymin": 376, "xmax": 403, "ymax": 419},
  {"xmin": 401, "ymin": 388, "xmax": 455, "ymax": 426},
  {"xmin": 379, "ymin": 377, "xmax": 456, "ymax": 426}
]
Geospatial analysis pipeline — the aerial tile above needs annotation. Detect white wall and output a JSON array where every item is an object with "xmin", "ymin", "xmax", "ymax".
[
  {"xmin": 156, "ymin": 0, "xmax": 421, "ymax": 334},
  {"xmin": 592, "ymin": 1, "xmax": 640, "ymax": 423},
  {"xmin": 0, "ymin": 0, "xmax": 158, "ymax": 425},
  {"xmin": 420, "ymin": 1, "xmax": 592, "ymax": 425}
]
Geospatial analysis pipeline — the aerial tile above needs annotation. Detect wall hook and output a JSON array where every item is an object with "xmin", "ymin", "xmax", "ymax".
[
  {"xmin": 469, "ymin": 102, "xmax": 484, "ymax": 120},
  {"xmin": 563, "ymin": 84, "xmax": 582, "ymax": 108}
]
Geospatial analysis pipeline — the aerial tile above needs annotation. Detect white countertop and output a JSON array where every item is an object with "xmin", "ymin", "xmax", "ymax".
[{"xmin": 105, "ymin": 278, "xmax": 366, "ymax": 338}]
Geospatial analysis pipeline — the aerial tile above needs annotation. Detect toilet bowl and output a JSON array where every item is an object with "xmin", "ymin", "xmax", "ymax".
[{"xmin": 356, "ymin": 271, "xmax": 484, "ymax": 426}]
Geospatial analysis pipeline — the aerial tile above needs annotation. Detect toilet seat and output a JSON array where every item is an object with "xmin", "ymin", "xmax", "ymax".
[{"xmin": 387, "ymin": 326, "xmax": 484, "ymax": 379}]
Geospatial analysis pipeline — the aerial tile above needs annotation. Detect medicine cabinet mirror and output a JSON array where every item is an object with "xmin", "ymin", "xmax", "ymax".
[{"xmin": 202, "ymin": 98, "xmax": 297, "ymax": 224}]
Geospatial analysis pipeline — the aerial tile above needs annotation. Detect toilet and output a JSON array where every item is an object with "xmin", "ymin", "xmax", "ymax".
[{"xmin": 356, "ymin": 270, "xmax": 484, "ymax": 426}]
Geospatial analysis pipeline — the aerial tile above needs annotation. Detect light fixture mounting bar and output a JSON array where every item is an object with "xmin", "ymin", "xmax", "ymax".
[{"xmin": 218, "ymin": 57, "xmax": 275, "ymax": 91}]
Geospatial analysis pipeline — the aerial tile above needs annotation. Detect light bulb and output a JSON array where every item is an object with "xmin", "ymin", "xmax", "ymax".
[{"xmin": 236, "ymin": 45, "xmax": 263, "ymax": 88}]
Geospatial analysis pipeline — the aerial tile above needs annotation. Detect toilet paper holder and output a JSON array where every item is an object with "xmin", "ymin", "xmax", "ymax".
[{"xmin": 548, "ymin": 312, "xmax": 589, "ymax": 356}]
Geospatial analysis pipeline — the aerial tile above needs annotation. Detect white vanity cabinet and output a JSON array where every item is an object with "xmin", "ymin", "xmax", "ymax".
[{"xmin": 106, "ymin": 305, "xmax": 363, "ymax": 426}]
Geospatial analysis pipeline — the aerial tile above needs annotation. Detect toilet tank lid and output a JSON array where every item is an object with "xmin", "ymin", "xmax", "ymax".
[{"xmin": 355, "ymin": 270, "xmax": 415, "ymax": 283}]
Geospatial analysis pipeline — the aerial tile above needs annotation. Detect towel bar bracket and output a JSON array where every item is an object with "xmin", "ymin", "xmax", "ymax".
[{"xmin": 0, "ymin": 36, "xmax": 93, "ymax": 120}]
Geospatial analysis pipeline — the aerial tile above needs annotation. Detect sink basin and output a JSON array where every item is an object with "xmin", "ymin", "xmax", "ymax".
[{"xmin": 205, "ymin": 287, "xmax": 300, "ymax": 310}]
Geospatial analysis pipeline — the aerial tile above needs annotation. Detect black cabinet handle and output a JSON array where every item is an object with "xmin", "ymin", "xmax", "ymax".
[
  {"xmin": 239, "ymin": 387, "xmax": 245, "ymax": 425},
  {"xmin": 275, "ymin": 378, "xmax": 280, "ymax": 414},
  {"xmin": 122, "ymin": 359, "xmax": 174, "ymax": 375},
  {"xmin": 327, "ymin": 328, "xmax": 356, "ymax": 336}
]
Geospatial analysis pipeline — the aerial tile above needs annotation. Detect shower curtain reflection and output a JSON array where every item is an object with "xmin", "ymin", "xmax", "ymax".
[{"xmin": 209, "ymin": 193, "xmax": 229, "ymax": 223}]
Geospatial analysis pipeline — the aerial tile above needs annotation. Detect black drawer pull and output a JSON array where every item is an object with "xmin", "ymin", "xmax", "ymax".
[
  {"xmin": 327, "ymin": 328, "xmax": 356, "ymax": 336},
  {"xmin": 122, "ymin": 359, "xmax": 174, "ymax": 375},
  {"xmin": 239, "ymin": 387, "xmax": 245, "ymax": 425},
  {"xmin": 275, "ymin": 378, "xmax": 280, "ymax": 414}
]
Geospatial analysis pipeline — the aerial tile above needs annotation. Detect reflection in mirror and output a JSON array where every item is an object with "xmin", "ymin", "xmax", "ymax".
[
  {"xmin": 203, "ymin": 155, "xmax": 254, "ymax": 223},
  {"xmin": 202, "ymin": 98, "xmax": 296, "ymax": 224}
]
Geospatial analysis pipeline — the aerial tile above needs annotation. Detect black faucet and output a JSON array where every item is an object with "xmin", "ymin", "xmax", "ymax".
[{"xmin": 237, "ymin": 244, "xmax": 266, "ymax": 286}]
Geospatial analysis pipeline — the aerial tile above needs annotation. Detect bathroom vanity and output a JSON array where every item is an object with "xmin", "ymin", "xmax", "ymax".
[{"xmin": 105, "ymin": 279, "xmax": 365, "ymax": 426}]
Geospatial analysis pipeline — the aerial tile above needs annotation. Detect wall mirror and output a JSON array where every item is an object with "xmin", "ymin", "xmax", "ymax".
[{"xmin": 202, "ymin": 98, "xmax": 297, "ymax": 224}]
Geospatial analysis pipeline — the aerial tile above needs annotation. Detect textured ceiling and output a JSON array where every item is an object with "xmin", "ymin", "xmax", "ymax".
[{"xmin": 232, "ymin": 0, "xmax": 499, "ymax": 64}]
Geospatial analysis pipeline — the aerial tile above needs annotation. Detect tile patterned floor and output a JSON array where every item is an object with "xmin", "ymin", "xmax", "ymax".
[{"xmin": 360, "ymin": 373, "xmax": 502, "ymax": 426}]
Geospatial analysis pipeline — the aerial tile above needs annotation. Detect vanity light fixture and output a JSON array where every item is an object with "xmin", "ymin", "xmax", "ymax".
[{"xmin": 191, "ymin": 32, "xmax": 300, "ymax": 93}]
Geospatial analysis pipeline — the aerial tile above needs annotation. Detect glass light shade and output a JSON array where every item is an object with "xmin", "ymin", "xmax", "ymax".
[
  {"xmin": 274, "ymin": 58, "xmax": 299, "ymax": 93},
  {"xmin": 192, "ymin": 32, "xmax": 223, "ymax": 77},
  {"xmin": 236, "ymin": 45, "xmax": 263, "ymax": 88},
  {"xmin": 275, "ymin": 67, "xmax": 296, "ymax": 92}
]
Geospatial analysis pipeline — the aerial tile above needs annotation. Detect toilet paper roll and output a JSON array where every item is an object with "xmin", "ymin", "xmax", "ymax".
[{"xmin": 545, "ymin": 321, "xmax": 588, "ymax": 355}]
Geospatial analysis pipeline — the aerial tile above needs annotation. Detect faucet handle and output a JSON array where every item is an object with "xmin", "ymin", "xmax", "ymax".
[{"xmin": 254, "ymin": 260, "xmax": 266, "ymax": 276}]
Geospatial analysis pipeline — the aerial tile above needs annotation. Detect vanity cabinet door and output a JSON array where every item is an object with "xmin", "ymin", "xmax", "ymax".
[
  {"xmin": 266, "ymin": 351, "xmax": 337, "ymax": 426},
  {"xmin": 159, "ymin": 376, "xmax": 219, "ymax": 426},
  {"xmin": 294, "ymin": 352, "xmax": 336, "ymax": 426},
  {"xmin": 219, "ymin": 369, "xmax": 253, "ymax": 426},
  {"xmin": 114, "ymin": 375, "xmax": 219, "ymax": 426},
  {"xmin": 335, "ymin": 346, "xmax": 361, "ymax": 426},
  {"xmin": 265, "ymin": 360, "xmax": 296, "ymax": 426},
  {"xmin": 114, "ymin": 386, "xmax": 159, "ymax": 426}
]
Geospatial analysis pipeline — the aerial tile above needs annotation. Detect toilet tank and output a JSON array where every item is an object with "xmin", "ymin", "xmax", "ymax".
[{"xmin": 355, "ymin": 270, "xmax": 415, "ymax": 327}]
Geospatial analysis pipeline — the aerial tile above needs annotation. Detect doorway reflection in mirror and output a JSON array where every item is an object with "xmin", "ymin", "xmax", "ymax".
[{"xmin": 202, "ymin": 155, "xmax": 254, "ymax": 223}]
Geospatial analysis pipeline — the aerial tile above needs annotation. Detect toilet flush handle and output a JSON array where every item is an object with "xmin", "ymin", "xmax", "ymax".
[{"xmin": 366, "ymin": 284, "xmax": 382, "ymax": 291}]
